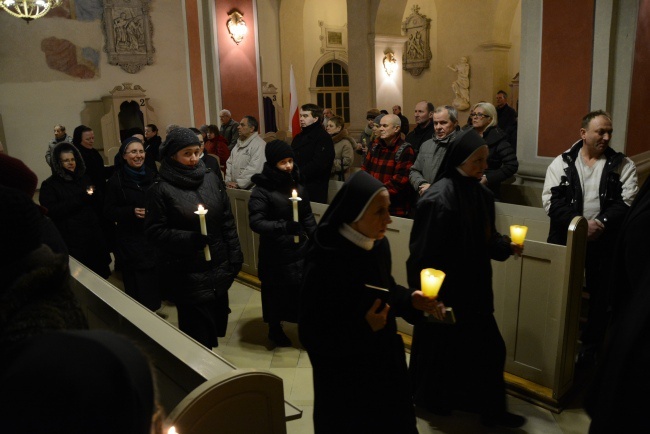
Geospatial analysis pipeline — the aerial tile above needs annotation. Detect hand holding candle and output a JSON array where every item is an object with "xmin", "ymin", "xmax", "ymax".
[
  {"xmin": 420, "ymin": 268, "xmax": 445, "ymax": 299},
  {"xmin": 509, "ymin": 225, "xmax": 528, "ymax": 259},
  {"xmin": 289, "ymin": 189, "xmax": 302, "ymax": 244},
  {"xmin": 194, "ymin": 204, "xmax": 211, "ymax": 261}
]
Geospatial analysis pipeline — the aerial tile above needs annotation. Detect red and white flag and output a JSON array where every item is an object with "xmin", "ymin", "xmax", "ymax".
[{"xmin": 288, "ymin": 65, "xmax": 300, "ymax": 138}]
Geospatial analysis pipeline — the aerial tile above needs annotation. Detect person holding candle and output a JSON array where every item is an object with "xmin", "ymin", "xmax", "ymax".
[
  {"xmin": 39, "ymin": 142, "xmax": 111, "ymax": 278},
  {"xmin": 104, "ymin": 137, "xmax": 160, "ymax": 311},
  {"xmin": 248, "ymin": 140, "xmax": 317, "ymax": 347},
  {"xmin": 145, "ymin": 127, "xmax": 243, "ymax": 349},
  {"xmin": 406, "ymin": 128, "xmax": 525, "ymax": 428},
  {"xmin": 299, "ymin": 170, "xmax": 437, "ymax": 433}
]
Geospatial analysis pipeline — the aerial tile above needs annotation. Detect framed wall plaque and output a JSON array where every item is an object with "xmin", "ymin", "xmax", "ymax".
[{"xmin": 102, "ymin": 0, "xmax": 155, "ymax": 73}]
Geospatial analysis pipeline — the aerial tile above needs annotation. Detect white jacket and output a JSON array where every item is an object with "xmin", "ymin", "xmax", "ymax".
[{"xmin": 225, "ymin": 132, "xmax": 266, "ymax": 189}]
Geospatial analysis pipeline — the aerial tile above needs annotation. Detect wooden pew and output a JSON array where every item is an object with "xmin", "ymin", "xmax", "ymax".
[
  {"xmin": 69, "ymin": 258, "xmax": 301, "ymax": 432},
  {"xmin": 227, "ymin": 187, "xmax": 588, "ymax": 411}
]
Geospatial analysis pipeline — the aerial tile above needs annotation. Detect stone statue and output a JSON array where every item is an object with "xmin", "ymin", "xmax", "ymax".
[{"xmin": 448, "ymin": 57, "xmax": 470, "ymax": 110}]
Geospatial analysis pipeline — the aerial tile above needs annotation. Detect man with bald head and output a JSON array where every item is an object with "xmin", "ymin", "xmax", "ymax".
[{"xmin": 362, "ymin": 114, "xmax": 416, "ymax": 217}]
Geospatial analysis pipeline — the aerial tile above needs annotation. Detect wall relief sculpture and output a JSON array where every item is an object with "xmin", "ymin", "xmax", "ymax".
[
  {"xmin": 102, "ymin": 0, "xmax": 154, "ymax": 74},
  {"xmin": 401, "ymin": 5, "xmax": 432, "ymax": 77},
  {"xmin": 448, "ymin": 57, "xmax": 470, "ymax": 110}
]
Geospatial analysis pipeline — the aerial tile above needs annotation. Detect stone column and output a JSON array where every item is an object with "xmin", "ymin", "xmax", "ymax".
[{"xmin": 346, "ymin": 0, "xmax": 380, "ymax": 134}]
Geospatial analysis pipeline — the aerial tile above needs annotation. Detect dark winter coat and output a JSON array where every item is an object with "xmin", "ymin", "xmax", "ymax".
[
  {"xmin": 104, "ymin": 165, "xmax": 156, "ymax": 271},
  {"xmin": 482, "ymin": 126, "xmax": 518, "ymax": 200},
  {"xmin": 73, "ymin": 143, "xmax": 112, "ymax": 195},
  {"xmin": 405, "ymin": 121, "xmax": 434, "ymax": 154},
  {"xmin": 249, "ymin": 163, "xmax": 317, "ymax": 285},
  {"xmin": 299, "ymin": 231, "xmax": 419, "ymax": 433},
  {"xmin": 39, "ymin": 143, "xmax": 111, "ymax": 278},
  {"xmin": 291, "ymin": 122, "xmax": 334, "ymax": 203},
  {"xmin": 145, "ymin": 160, "xmax": 243, "ymax": 304},
  {"xmin": 0, "ymin": 245, "xmax": 88, "ymax": 358},
  {"xmin": 546, "ymin": 141, "xmax": 631, "ymax": 245}
]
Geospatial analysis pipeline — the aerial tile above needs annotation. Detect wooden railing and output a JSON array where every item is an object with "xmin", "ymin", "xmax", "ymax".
[{"xmin": 227, "ymin": 187, "xmax": 587, "ymax": 410}]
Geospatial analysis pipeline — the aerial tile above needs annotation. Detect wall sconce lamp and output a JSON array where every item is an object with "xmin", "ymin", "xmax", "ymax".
[
  {"xmin": 227, "ymin": 10, "xmax": 247, "ymax": 45},
  {"xmin": 383, "ymin": 49, "xmax": 397, "ymax": 76}
]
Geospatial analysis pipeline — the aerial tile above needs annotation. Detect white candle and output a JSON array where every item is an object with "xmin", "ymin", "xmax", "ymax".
[
  {"xmin": 510, "ymin": 225, "xmax": 528, "ymax": 245},
  {"xmin": 420, "ymin": 268, "xmax": 445, "ymax": 299},
  {"xmin": 194, "ymin": 204, "xmax": 211, "ymax": 261},
  {"xmin": 289, "ymin": 189, "xmax": 301, "ymax": 244}
]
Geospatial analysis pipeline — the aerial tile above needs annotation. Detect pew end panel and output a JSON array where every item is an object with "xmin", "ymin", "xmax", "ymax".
[{"xmin": 166, "ymin": 369, "xmax": 289, "ymax": 434}]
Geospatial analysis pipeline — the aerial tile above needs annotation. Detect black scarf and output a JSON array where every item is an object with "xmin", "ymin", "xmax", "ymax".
[{"xmin": 159, "ymin": 158, "xmax": 206, "ymax": 189}]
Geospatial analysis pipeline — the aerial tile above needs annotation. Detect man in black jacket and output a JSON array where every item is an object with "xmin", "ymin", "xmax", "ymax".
[
  {"xmin": 404, "ymin": 101, "xmax": 434, "ymax": 154},
  {"xmin": 542, "ymin": 110, "xmax": 638, "ymax": 366},
  {"xmin": 291, "ymin": 103, "xmax": 334, "ymax": 203}
]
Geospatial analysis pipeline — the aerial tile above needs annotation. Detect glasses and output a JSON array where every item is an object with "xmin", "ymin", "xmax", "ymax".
[
  {"xmin": 60, "ymin": 158, "xmax": 75, "ymax": 164},
  {"xmin": 125, "ymin": 150, "xmax": 145, "ymax": 155},
  {"xmin": 470, "ymin": 113, "xmax": 490, "ymax": 119}
]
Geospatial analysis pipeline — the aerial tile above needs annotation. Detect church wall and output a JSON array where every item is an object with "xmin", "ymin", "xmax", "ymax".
[
  {"xmin": 257, "ymin": 0, "xmax": 283, "ymax": 101},
  {"xmin": 626, "ymin": 0, "xmax": 650, "ymax": 156},
  {"xmin": 0, "ymin": 2, "xmax": 192, "ymax": 187}
]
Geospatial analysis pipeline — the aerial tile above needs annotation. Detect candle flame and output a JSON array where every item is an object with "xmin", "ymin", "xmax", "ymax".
[
  {"xmin": 292, "ymin": 189, "xmax": 298, "ymax": 199},
  {"xmin": 168, "ymin": 427, "xmax": 178, "ymax": 434},
  {"xmin": 198, "ymin": 204, "xmax": 205, "ymax": 212}
]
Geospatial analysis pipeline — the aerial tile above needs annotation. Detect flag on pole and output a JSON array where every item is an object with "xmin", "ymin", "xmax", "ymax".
[{"xmin": 289, "ymin": 65, "xmax": 300, "ymax": 138}]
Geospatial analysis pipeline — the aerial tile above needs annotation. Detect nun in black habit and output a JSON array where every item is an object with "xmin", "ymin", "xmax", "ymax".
[
  {"xmin": 406, "ymin": 128, "xmax": 525, "ymax": 428},
  {"xmin": 299, "ymin": 170, "xmax": 437, "ymax": 434}
]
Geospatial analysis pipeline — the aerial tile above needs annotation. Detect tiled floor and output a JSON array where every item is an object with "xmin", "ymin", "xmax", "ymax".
[{"xmin": 110, "ymin": 273, "xmax": 592, "ymax": 433}]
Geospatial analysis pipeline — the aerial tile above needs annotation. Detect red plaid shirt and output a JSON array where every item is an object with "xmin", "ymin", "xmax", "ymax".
[{"xmin": 362, "ymin": 135, "xmax": 416, "ymax": 217}]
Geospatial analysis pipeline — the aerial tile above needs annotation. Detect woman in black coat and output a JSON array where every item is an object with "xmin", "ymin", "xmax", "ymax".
[
  {"xmin": 248, "ymin": 140, "xmax": 317, "ymax": 347},
  {"xmin": 39, "ymin": 142, "xmax": 111, "ymax": 278},
  {"xmin": 470, "ymin": 102, "xmax": 518, "ymax": 200},
  {"xmin": 145, "ymin": 128, "xmax": 243, "ymax": 349},
  {"xmin": 299, "ymin": 171, "xmax": 435, "ymax": 434},
  {"xmin": 406, "ymin": 128, "xmax": 524, "ymax": 428},
  {"xmin": 105, "ymin": 137, "xmax": 159, "ymax": 310}
]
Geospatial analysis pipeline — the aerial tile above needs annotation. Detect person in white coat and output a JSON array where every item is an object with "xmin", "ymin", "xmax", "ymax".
[{"xmin": 225, "ymin": 116, "xmax": 266, "ymax": 190}]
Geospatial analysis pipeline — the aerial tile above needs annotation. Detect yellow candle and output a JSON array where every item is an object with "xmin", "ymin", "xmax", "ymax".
[
  {"xmin": 290, "ymin": 189, "xmax": 301, "ymax": 244},
  {"xmin": 510, "ymin": 225, "xmax": 528, "ymax": 245},
  {"xmin": 194, "ymin": 204, "xmax": 211, "ymax": 261},
  {"xmin": 420, "ymin": 268, "xmax": 445, "ymax": 299}
]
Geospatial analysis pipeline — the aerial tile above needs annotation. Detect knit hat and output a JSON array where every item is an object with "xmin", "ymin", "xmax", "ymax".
[
  {"xmin": 0, "ymin": 153, "xmax": 38, "ymax": 199},
  {"xmin": 373, "ymin": 114, "xmax": 386, "ymax": 125},
  {"xmin": 159, "ymin": 127, "xmax": 201, "ymax": 159},
  {"xmin": 0, "ymin": 186, "xmax": 43, "ymax": 263},
  {"xmin": 265, "ymin": 139, "xmax": 294, "ymax": 166},
  {"xmin": 366, "ymin": 108, "xmax": 381, "ymax": 120}
]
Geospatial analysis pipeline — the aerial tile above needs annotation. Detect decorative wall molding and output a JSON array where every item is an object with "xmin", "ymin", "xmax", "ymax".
[
  {"xmin": 102, "ymin": 0, "xmax": 155, "ymax": 74},
  {"xmin": 401, "ymin": 5, "xmax": 432, "ymax": 77},
  {"xmin": 319, "ymin": 21, "xmax": 348, "ymax": 54},
  {"xmin": 479, "ymin": 41, "xmax": 513, "ymax": 52}
]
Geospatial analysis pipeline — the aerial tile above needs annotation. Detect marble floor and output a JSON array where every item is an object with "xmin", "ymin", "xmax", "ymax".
[{"xmin": 109, "ymin": 273, "xmax": 592, "ymax": 433}]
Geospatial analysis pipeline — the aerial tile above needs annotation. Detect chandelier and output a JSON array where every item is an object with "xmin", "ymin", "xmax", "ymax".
[{"xmin": 1, "ymin": 0, "xmax": 62, "ymax": 23}]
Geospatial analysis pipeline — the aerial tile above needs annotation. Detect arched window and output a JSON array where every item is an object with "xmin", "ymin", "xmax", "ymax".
[{"xmin": 315, "ymin": 61, "xmax": 350, "ymax": 124}]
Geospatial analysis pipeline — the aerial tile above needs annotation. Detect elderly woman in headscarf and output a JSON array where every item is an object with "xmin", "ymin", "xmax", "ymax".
[
  {"xmin": 39, "ymin": 142, "xmax": 111, "ymax": 278},
  {"xmin": 248, "ymin": 140, "xmax": 317, "ymax": 347},
  {"xmin": 145, "ymin": 128, "xmax": 243, "ymax": 349},
  {"xmin": 298, "ymin": 170, "xmax": 436, "ymax": 434},
  {"xmin": 105, "ymin": 137, "xmax": 159, "ymax": 311},
  {"xmin": 406, "ymin": 128, "xmax": 525, "ymax": 429},
  {"xmin": 0, "ymin": 330, "xmax": 162, "ymax": 434}
]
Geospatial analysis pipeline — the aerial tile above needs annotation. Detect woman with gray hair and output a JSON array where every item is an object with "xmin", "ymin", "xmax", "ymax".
[{"xmin": 470, "ymin": 102, "xmax": 518, "ymax": 200}]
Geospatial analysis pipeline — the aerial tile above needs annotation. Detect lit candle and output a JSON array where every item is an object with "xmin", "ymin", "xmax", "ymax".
[
  {"xmin": 420, "ymin": 268, "xmax": 445, "ymax": 299},
  {"xmin": 168, "ymin": 427, "xmax": 178, "ymax": 434},
  {"xmin": 510, "ymin": 225, "xmax": 528, "ymax": 246},
  {"xmin": 194, "ymin": 204, "xmax": 211, "ymax": 261},
  {"xmin": 86, "ymin": 186, "xmax": 94, "ymax": 195},
  {"xmin": 289, "ymin": 189, "xmax": 301, "ymax": 244}
]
